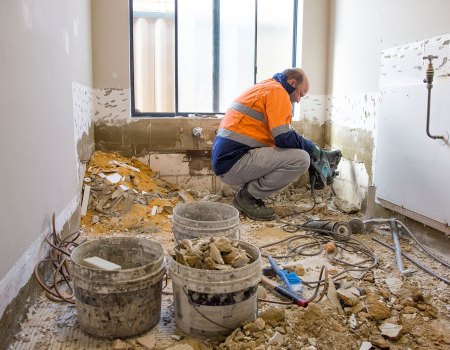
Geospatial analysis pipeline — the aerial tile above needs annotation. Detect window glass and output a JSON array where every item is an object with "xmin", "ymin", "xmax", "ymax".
[
  {"xmin": 177, "ymin": 0, "xmax": 213, "ymax": 113},
  {"xmin": 219, "ymin": 0, "xmax": 255, "ymax": 112},
  {"xmin": 256, "ymin": 0, "xmax": 294, "ymax": 82},
  {"xmin": 131, "ymin": 0, "xmax": 299, "ymax": 116},
  {"xmin": 132, "ymin": 0, "xmax": 175, "ymax": 113}
]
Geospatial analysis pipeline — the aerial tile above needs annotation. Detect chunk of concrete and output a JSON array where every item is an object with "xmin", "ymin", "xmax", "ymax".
[
  {"xmin": 337, "ymin": 288, "xmax": 359, "ymax": 306},
  {"xmin": 112, "ymin": 339, "xmax": 129, "ymax": 350},
  {"xmin": 268, "ymin": 331, "xmax": 284, "ymax": 345},
  {"xmin": 136, "ymin": 333, "xmax": 156, "ymax": 349}
]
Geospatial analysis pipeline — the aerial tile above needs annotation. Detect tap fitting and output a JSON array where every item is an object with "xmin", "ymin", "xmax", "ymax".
[{"xmin": 423, "ymin": 55, "xmax": 438, "ymax": 86}]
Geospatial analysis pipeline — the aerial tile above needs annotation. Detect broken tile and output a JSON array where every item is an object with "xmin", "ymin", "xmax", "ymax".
[
  {"xmin": 385, "ymin": 277, "xmax": 403, "ymax": 295},
  {"xmin": 106, "ymin": 173, "xmax": 122, "ymax": 184},
  {"xmin": 359, "ymin": 341, "xmax": 372, "ymax": 350},
  {"xmin": 379, "ymin": 322, "xmax": 403, "ymax": 340}
]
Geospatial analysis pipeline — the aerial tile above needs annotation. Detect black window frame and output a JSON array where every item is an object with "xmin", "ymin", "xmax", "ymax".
[{"xmin": 129, "ymin": 0, "xmax": 299, "ymax": 118}]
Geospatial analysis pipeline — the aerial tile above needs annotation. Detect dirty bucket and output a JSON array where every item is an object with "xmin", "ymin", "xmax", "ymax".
[
  {"xmin": 168, "ymin": 239, "xmax": 261, "ymax": 339},
  {"xmin": 70, "ymin": 237, "xmax": 165, "ymax": 338},
  {"xmin": 172, "ymin": 202, "xmax": 240, "ymax": 242}
]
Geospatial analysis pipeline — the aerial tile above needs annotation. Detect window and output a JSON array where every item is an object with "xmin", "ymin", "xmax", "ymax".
[{"xmin": 130, "ymin": 0, "xmax": 299, "ymax": 117}]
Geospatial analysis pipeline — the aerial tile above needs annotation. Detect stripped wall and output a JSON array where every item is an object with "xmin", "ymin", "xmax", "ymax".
[
  {"xmin": 91, "ymin": 0, "xmax": 330, "ymax": 192},
  {"xmin": 326, "ymin": 92, "xmax": 381, "ymax": 209},
  {"xmin": 326, "ymin": 0, "xmax": 450, "ymax": 228}
]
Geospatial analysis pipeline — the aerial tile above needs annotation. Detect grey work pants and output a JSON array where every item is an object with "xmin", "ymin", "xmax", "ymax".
[{"xmin": 219, "ymin": 147, "xmax": 310, "ymax": 199}]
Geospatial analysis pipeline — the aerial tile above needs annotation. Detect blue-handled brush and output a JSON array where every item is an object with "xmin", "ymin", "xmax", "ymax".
[
  {"xmin": 267, "ymin": 256, "xmax": 303, "ymax": 296},
  {"xmin": 261, "ymin": 276, "xmax": 308, "ymax": 307}
]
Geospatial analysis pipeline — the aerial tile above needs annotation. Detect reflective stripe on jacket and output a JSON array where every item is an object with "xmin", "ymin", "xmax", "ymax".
[
  {"xmin": 211, "ymin": 78, "xmax": 313, "ymax": 176},
  {"xmin": 219, "ymin": 79, "xmax": 292, "ymax": 146}
]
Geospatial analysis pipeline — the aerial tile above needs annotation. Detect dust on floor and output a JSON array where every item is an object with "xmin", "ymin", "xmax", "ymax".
[{"xmin": 8, "ymin": 151, "xmax": 450, "ymax": 350}]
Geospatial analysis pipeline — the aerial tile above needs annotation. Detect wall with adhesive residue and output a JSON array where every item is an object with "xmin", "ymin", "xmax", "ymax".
[{"xmin": 327, "ymin": 0, "xmax": 450, "ymax": 232}]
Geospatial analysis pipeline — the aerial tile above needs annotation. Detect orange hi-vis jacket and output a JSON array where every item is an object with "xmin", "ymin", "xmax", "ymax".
[
  {"xmin": 219, "ymin": 78, "xmax": 293, "ymax": 147},
  {"xmin": 212, "ymin": 78, "xmax": 313, "ymax": 176}
]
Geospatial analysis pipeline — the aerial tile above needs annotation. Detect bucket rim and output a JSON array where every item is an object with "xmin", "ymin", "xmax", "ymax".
[
  {"xmin": 171, "ymin": 222, "xmax": 240, "ymax": 232},
  {"xmin": 70, "ymin": 236, "xmax": 164, "ymax": 273},
  {"xmin": 172, "ymin": 202, "xmax": 239, "ymax": 225}
]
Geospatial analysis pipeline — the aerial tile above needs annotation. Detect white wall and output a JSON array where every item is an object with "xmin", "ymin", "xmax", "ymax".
[
  {"xmin": 374, "ymin": 1, "xmax": 450, "ymax": 231},
  {"xmin": 328, "ymin": 0, "xmax": 382, "ymax": 95},
  {"xmin": 327, "ymin": 0, "xmax": 450, "ymax": 229},
  {"xmin": 0, "ymin": 0, "xmax": 93, "ymax": 317}
]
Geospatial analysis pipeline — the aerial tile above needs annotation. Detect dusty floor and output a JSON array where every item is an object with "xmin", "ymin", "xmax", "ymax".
[{"xmin": 8, "ymin": 151, "xmax": 450, "ymax": 350}]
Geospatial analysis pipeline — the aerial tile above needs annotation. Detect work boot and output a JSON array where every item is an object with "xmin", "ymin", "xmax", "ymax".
[{"xmin": 233, "ymin": 186, "xmax": 276, "ymax": 221}]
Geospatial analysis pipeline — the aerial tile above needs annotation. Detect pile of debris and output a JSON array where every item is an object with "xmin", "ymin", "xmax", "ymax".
[
  {"xmin": 217, "ymin": 275, "xmax": 448, "ymax": 350},
  {"xmin": 80, "ymin": 151, "xmax": 193, "ymax": 235},
  {"xmin": 219, "ymin": 307, "xmax": 289, "ymax": 349},
  {"xmin": 72, "ymin": 151, "xmax": 450, "ymax": 350},
  {"xmin": 174, "ymin": 237, "xmax": 252, "ymax": 270}
]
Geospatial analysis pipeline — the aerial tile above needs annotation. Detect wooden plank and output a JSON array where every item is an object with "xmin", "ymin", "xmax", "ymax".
[
  {"xmin": 110, "ymin": 160, "xmax": 141, "ymax": 173},
  {"xmin": 80, "ymin": 185, "xmax": 91, "ymax": 217},
  {"xmin": 83, "ymin": 256, "xmax": 121, "ymax": 271}
]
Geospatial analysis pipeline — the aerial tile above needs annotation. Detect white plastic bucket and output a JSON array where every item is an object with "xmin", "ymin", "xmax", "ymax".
[
  {"xmin": 172, "ymin": 202, "xmax": 240, "ymax": 242},
  {"xmin": 70, "ymin": 237, "xmax": 165, "ymax": 338},
  {"xmin": 168, "ymin": 239, "xmax": 261, "ymax": 339}
]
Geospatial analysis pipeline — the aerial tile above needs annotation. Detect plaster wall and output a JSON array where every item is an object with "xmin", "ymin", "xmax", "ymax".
[
  {"xmin": 91, "ymin": 0, "xmax": 130, "ymax": 88},
  {"xmin": 0, "ymin": 0, "xmax": 94, "ymax": 344},
  {"xmin": 295, "ymin": 0, "xmax": 330, "ymax": 134}
]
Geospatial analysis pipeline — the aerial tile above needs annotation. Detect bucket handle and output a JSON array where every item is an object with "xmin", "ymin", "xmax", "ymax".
[{"xmin": 182, "ymin": 286, "xmax": 236, "ymax": 331}]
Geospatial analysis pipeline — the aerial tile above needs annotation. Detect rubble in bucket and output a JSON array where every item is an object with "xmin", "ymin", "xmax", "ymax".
[
  {"xmin": 168, "ymin": 239, "xmax": 262, "ymax": 339},
  {"xmin": 174, "ymin": 237, "xmax": 253, "ymax": 270}
]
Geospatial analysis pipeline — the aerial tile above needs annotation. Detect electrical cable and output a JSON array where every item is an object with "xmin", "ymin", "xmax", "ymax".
[
  {"xmin": 258, "ymin": 223, "xmax": 378, "ymax": 303},
  {"xmin": 305, "ymin": 265, "xmax": 329, "ymax": 303},
  {"xmin": 277, "ymin": 193, "xmax": 318, "ymax": 219},
  {"xmin": 34, "ymin": 213, "xmax": 86, "ymax": 303},
  {"xmin": 372, "ymin": 237, "xmax": 450, "ymax": 285},
  {"xmin": 394, "ymin": 219, "xmax": 450, "ymax": 269}
]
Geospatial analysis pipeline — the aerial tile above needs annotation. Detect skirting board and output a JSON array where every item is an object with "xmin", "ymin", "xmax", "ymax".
[
  {"xmin": 377, "ymin": 198, "xmax": 450, "ymax": 235},
  {"xmin": 0, "ymin": 194, "xmax": 79, "ymax": 318}
]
